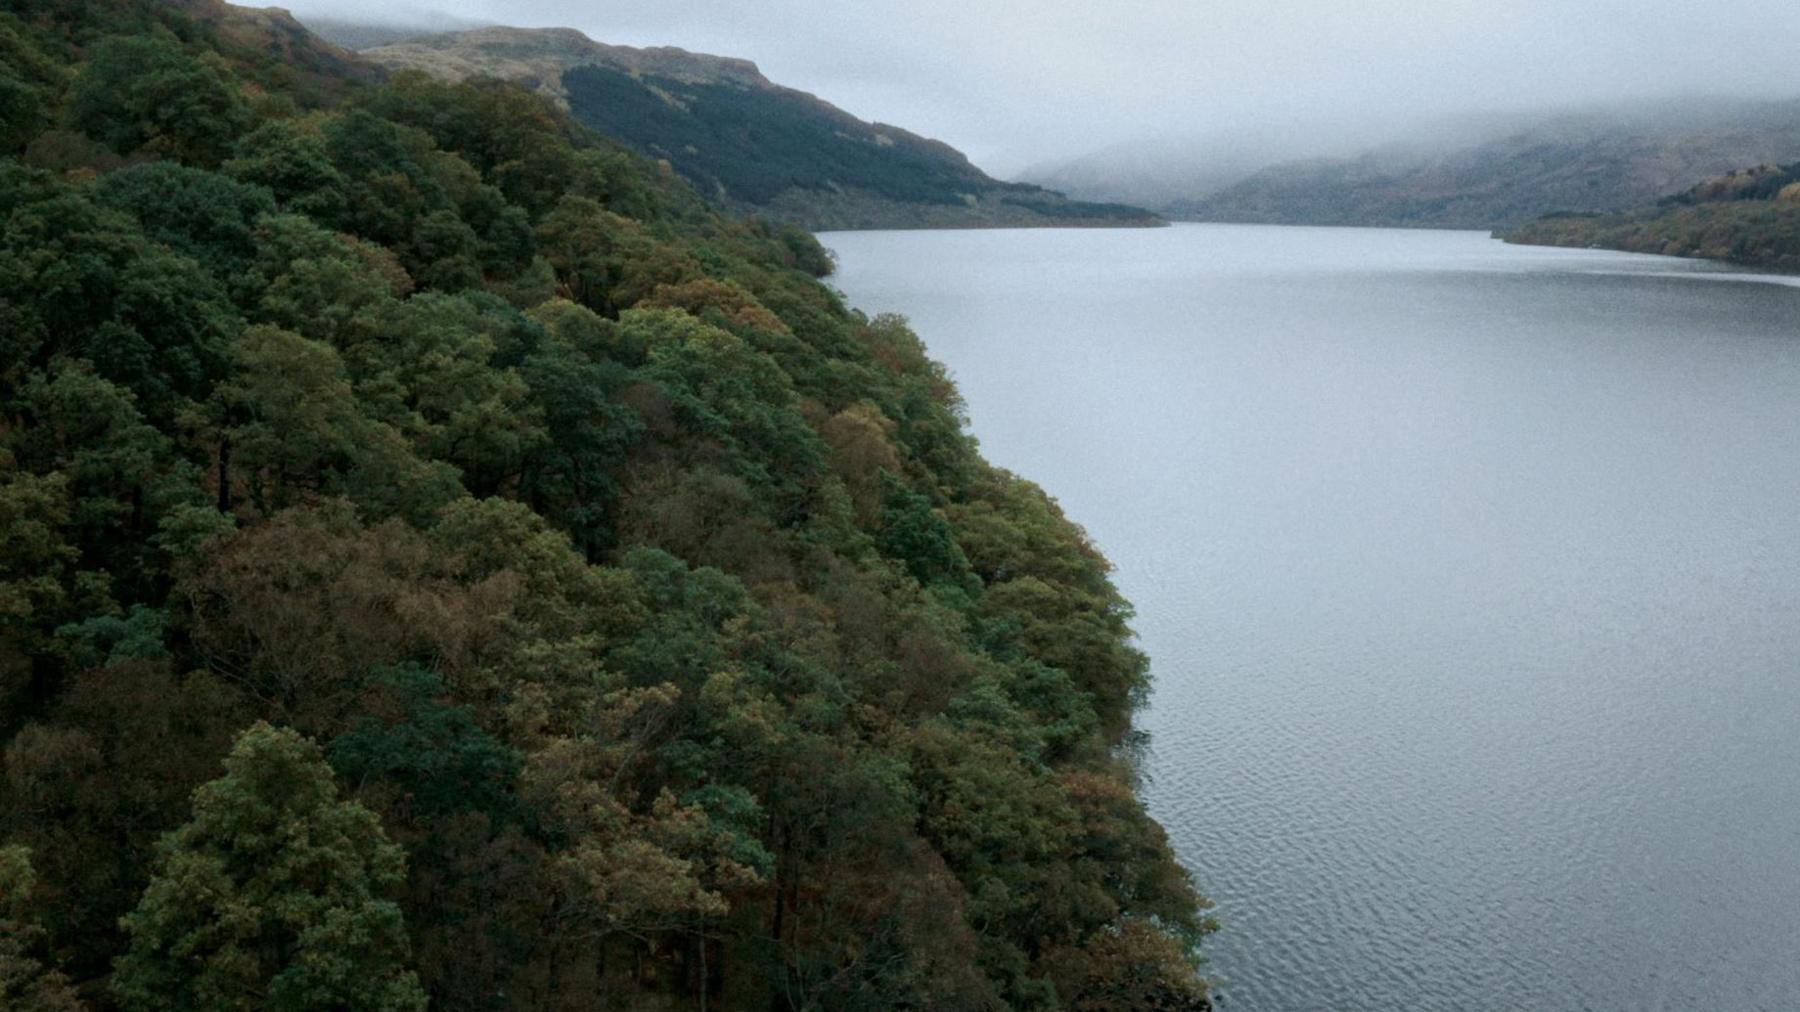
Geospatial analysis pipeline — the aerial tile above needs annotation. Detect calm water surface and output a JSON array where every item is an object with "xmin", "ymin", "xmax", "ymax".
[{"xmin": 822, "ymin": 224, "xmax": 1800, "ymax": 1012}]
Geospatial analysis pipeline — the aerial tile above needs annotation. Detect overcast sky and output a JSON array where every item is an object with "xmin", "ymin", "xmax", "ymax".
[{"xmin": 286, "ymin": 0, "xmax": 1800, "ymax": 176}]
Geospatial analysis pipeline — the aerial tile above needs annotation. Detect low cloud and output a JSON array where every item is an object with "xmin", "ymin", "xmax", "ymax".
[{"xmin": 285, "ymin": 0, "xmax": 1800, "ymax": 176}]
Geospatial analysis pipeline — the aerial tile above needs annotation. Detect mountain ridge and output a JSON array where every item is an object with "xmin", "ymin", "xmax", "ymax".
[
  {"xmin": 361, "ymin": 25, "xmax": 775, "ymax": 96},
  {"xmin": 1175, "ymin": 102, "xmax": 1800, "ymax": 229},
  {"xmin": 332, "ymin": 23, "xmax": 1163, "ymax": 230},
  {"xmin": 1023, "ymin": 98, "xmax": 1800, "ymax": 230}
]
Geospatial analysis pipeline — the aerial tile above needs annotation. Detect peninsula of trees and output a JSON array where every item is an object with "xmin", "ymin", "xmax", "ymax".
[
  {"xmin": 0, "ymin": 0, "xmax": 1210, "ymax": 1009},
  {"xmin": 1501, "ymin": 162, "xmax": 1800, "ymax": 269}
]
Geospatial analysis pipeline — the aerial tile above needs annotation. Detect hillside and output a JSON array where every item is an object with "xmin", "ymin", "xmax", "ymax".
[
  {"xmin": 1176, "ymin": 103, "xmax": 1800, "ymax": 229},
  {"xmin": 1501, "ymin": 162, "xmax": 1800, "ymax": 269},
  {"xmin": 1020, "ymin": 100, "xmax": 1800, "ymax": 230},
  {"xmin": 0, "ymin": 1, "xmax": 1209, "ymax": 1009},
  {"xmin": 346, "ymin": 26, "xmax": 1163, "ymax": 230},
  {"xmin": 290, "ymin": 11, "xmax": 492, "ymax": 52}
]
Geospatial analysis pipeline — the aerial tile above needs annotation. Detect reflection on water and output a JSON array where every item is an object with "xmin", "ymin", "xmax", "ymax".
[{"xmin": 825, "ymin": 224, "xmax": 1800, "ymax": 1012}]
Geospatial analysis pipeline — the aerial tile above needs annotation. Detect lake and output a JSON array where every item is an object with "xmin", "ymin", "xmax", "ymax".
[{"xmin": 821, "ymin": 224, "xmax": 1800, "ymax": 1012}]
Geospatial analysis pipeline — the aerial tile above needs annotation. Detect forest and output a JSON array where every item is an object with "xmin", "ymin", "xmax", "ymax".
[
  {"xmin": 560, "ymin": 64, "xmax": 998, "ymax": 207},
  {"xmin": 0, "ymin": 0, "xmax": 1211, "ymax": 1010},
  {"xmin": 1502, "ymin": 162, "xmax": 1800, "ymax": 268}
]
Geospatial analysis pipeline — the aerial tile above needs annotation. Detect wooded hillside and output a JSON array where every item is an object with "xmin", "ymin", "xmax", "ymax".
[{"xmin": 0, "ymin": 1, "xmax": 1210, "ymax": 1009}]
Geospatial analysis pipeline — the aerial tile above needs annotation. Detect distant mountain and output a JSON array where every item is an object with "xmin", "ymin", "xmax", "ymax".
[
  {"xmin": 1017, "ymin": 124, "xmax": 1379, "ymax": 210},
  {"xmin": 1501, "ymin": 162, "xmax": 1800, "ymax": 269},
  {"xmin": 1018, "ymin": 134, "xmax": 1302, "ymax": 209},
  {"xmin": 1176, "ymin": 103, "xmax": 1800, "ymax": 229},
  {"xmin": 342, "ymin": 26, "xmax": 1162, "ymax": 230},
  {"xmin": 1030, "ymin": 99, "xmax": 1800, "ymax": 230}
]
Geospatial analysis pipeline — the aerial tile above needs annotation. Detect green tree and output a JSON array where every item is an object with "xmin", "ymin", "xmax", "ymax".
[
  {"xmin": 213, "ymin": 325, "xmax": 366, "ymax": 512},
  {"xmin": 11, "ymin": 360, "xmax": 199, "ymax": 599},
  {"xmin": 93, "ymin": 163, "xmax": 276, "ymax": 277},
  {"xmin": 633, "ymin": 308, "xmax": 826, "ymax": 499},
  {"xmin": 0, "ymin": 20, "xmax": 63, "ymax": 155},
  {"xmin": 222, "ymin": 121, "xmax": 349, "ymax": 221},
  {"xmin": 0, "ymin": 469, "xmax": 109, "ymax": 717},
  {"xmin": 518, "ymin": 303, "xmax": 643, "ymax": 557},
  {"xmin": 321, "ymin": 110, "xmax": 450, "ymax": 248},
  {"xmin": 877, "ymin": 470, "xmax": 979, "ymax": 601},
  {"xmin": 112, "ymin": 722, "xmax": 426, "ymax": 1012},
  {"xmin": 329, "ymin": 665, "xmax": 519, "ymax": 824},
  {"xmin": 67, "ymin": 34, "xmax": 250, "ymax": 166},
  {"xmin": 1, "ymin": 665, "xmax": 252, "ymax": 982},
  {"xmin": 534, "ymin": 196, "xmax": 648, "ymax": 312},
  {"xmin": 0, "ymin": 846, "xmax": 83, "ymax": 1012},
  {"xmin": 240, "ymin": 214, "xmax": 403, "ymax": 343},
  {"xmin": 341, "ymin": 294, "xmax": 548, "ymax": 497},
  {"xmin": 0, "ymin": 72, "xmax": 47, "ymax": 156},
  {"xmin": 0, "ymin": 187, "xmax": 241, "ymax": 424}
]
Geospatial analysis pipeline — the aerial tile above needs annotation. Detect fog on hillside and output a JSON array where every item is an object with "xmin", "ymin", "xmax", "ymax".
[{"xmin": 284, "ymin": 0, "xmax": 1800, "ymax": 182}]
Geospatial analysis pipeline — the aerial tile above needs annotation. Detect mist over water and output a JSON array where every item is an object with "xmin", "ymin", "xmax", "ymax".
[{"xmin": 824, "ymin": 225, "xmax": 1800, "ymax": 1011}]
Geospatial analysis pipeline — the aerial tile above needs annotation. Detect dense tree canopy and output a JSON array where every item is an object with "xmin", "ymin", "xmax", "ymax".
[{"xmin": 0, "ymin": 2, "xmax": 1212, "ymax": 1009}]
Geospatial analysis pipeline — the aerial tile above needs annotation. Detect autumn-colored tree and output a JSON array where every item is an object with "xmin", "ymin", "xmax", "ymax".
[{"xmin": 1047, "ymin": 919, "xmax": 1212, "ymax": 1012}]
